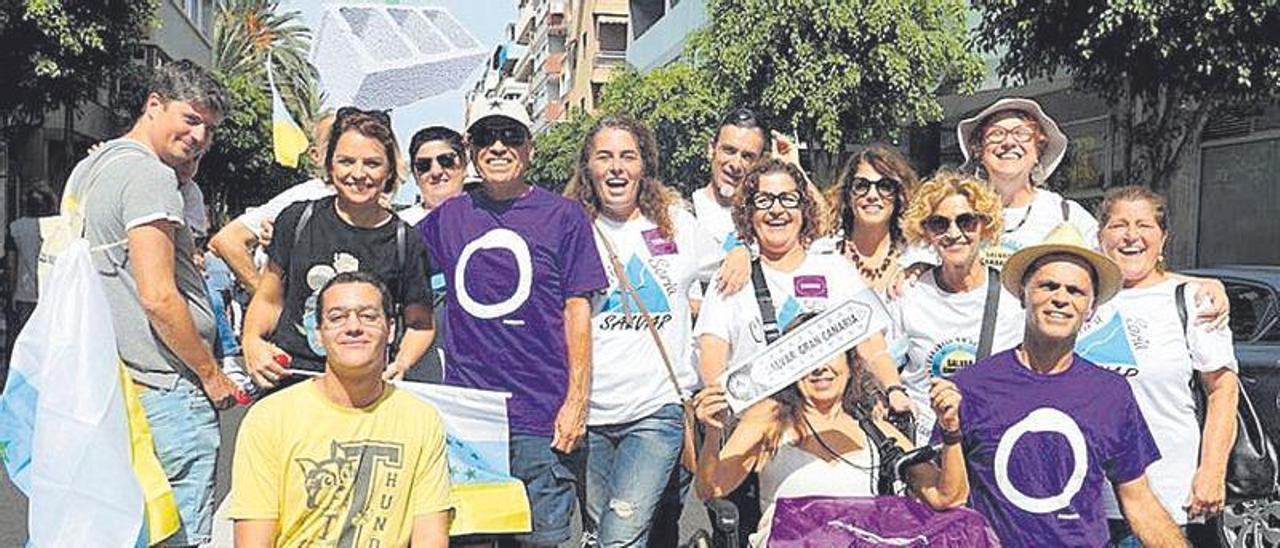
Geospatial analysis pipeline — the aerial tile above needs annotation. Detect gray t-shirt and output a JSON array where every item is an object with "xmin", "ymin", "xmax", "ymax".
[
  {"xmin": 65, "ymin": 138, "xmax": 215, "ymax": 389},
  {"xmin": 7, "ymin": 217, "xmax": 40, "ymax": 302}
]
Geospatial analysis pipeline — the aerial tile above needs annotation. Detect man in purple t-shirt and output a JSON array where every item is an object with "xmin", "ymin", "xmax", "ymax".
[
  {"xmin": 936, "ymin": 224, "xmax": 1184, "ymax": 547},
  {"xmin": 418, "ymin": 98, "xmax": 607, "ymax": 546}
]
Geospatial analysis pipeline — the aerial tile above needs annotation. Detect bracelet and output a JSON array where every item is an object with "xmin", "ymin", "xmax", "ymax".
[
  {"xmin": 941, "ymin": 428, "xmax": 963, "ymax": 446},
  {"xmin": 884, "ymin": 385, "xmax": 908, "ymax": 398}
]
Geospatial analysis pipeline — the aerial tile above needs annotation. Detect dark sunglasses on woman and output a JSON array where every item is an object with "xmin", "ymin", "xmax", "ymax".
[
  {"xmin": 413, "ymin": 153, "xmax": 460, "ymax": 174},
  {"xmin": 470, "ymin": 124, "xmax": 529, "ymax": 148},
  {"xmin": 923, "ymin": 212, "xmax": 990, "ymax": 235},
  {"xmin": 850, "ymin": 177, "xmax": 901, "ymax": 198},
  {"xmin": 750, "ymin": 190, "xmax": 804, "ymax": 210}
]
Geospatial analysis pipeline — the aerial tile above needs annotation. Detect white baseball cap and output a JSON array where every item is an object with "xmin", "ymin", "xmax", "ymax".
[{"xmin": 465, "ymin": 97, "xmax": 533, "ymax": 135}]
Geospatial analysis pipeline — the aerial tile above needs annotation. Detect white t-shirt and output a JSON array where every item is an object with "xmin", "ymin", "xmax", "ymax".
[
  {"xmin": 983, "ymin": 188, "xmax": 1098, "ymax": 270},
  {"xmin": 588, "ymin": 208, "xmax": 724, "ymax": 425},
  {"xmin": 1076, "ymin": 279, "xmax": 1238, "ymax": 524},
  {"xmin": 888, "ymin": 269, "xmax": 1025, "ymax": 439},
  {"xmin": 691, "ymin": 185, "xmax": 741, "ymax": 252},
  {"xmin": 235, "ymin": 178, "xmax": 334, "ymax": 238},
  {"xmin": 694, "ymin": 252, "xmax": 883, "ymax": 374}
]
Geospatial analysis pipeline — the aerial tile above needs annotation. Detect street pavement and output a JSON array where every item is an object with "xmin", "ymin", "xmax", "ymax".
[{"xmin": 0, "ymin": 398, "xmax": 713, "ymax": 546}]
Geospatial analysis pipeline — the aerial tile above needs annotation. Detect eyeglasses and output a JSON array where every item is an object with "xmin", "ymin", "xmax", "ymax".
[
  {"xmin": 849, "ymin": 177, "xmax": 901, "ymax": 198},
  {"xmin": 321, "ymin": 306, "xmax": 387, "ymax": 329},
  {"xmin": 335, "ymin": 106, "xmax": 392, "ymax": 127},
  {"xmin": 750, "ymin": 190, "xmax": 804, "ymax": 210},
  {"xmin": 982, "ymin": 126, "xmax": 1035, "ymax": 145},
  {"xmin": 470, "ymin": 124, "xmax": 529, "ymax": 148},
  {"xmin": 922, "ymin": 212, "xmax": 990, "ymax": 235},
  {"xmin": 413, "ymin": 153, "xmax": 461, "ymax": 174}
]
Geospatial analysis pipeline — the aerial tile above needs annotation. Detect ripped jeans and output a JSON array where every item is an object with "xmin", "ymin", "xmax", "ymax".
[{"xmin": 582, "ymin": 403, "xmax": 685, "ymax": 547}]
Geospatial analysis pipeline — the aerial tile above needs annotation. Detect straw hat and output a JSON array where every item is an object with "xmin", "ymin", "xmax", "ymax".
[
  {"xmin": 957, "ymin": 97, "xmax": 1068, "ymax": 182},
  {"xmin": 1000, "ymin": 223, "xmax": 1122, "ymax": 306}
]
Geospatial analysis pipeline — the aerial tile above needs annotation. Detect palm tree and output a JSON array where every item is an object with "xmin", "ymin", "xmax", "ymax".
[{"xmin": 214, "ymin": 0, "xmax": 325, "ymax": 125}]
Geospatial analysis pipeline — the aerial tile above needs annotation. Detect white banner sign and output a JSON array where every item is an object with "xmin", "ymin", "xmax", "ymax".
[{"xmin": 719, "ymin": 296, "xmax": 886, "ymax": 413}]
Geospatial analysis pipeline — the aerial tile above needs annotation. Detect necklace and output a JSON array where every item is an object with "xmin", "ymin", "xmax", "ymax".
[
  {"xmin": 845, "ymin": 239, "xmax": 900, "ymax": 281},
  {"xmin": 1004, "ymin": 199, "xmax": 1035, "ymax": 235}
]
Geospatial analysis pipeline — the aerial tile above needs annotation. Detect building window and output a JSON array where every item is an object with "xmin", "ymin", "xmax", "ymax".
[
  {"xmin": 598, "ymin": 22, "xmax": 627, "ymax": 53},
  {"xmin": 631, "ymin": 0, "xmax": 665, "ymax": 39}
]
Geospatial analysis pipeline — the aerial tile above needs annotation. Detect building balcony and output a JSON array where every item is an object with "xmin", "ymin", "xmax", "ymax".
[
  {"xmin": 593, "ymin": 49, "xmax": 626, "ymax": 68},
  {"xmin": 545, "ymin": 52, "xmax": 564, "ymax": 74},
  {"xmin": 515, "ymin": 1, "xmax": 536, "ymax": 45}
]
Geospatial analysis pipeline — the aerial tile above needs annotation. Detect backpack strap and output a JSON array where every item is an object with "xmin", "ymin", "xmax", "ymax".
[
  {"xmin": 393, "ymin": 220, "xmax": 408, "ymax": 347},
  {"xmin": 750, "ymin": 258, "xmax": 781, "ymax": 344},
  {"xmin": 976, "ymin": 267, "xmax": 1002, "ymax": 360},
  {"xmin": 285, "ymin": 201, "xmax": 317, "ymax": 288},
  {"xmin": 1175, "ymin": 282, "xmax": 1190, "ymax": 333}
]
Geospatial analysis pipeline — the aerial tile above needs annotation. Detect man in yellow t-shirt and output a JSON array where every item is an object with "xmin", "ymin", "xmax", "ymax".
[{"xmin": 229, "ymin": 271, "xmax": 452, "ymax": 547}]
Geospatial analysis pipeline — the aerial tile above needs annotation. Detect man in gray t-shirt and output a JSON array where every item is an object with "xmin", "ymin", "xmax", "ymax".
[{"xmin": 61, "ymin": 60, "xmax": 233, "ymax": 546}]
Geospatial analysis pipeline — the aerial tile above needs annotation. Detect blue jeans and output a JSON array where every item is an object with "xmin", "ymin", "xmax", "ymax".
[
  {"xmin": 509, "ymin": 433, "xmax": 584, "ymax": 546},
  {"xmin": 583, "ymin": 404, "xmax": 686, "ymax": 547},
  {"xmin": 137, "ymin": 377, "xmax": 220, "ymax": 546}
]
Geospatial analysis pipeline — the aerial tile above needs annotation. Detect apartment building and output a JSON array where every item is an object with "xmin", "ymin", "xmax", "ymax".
[{"xmin": 562, "ymin": 0, "xmax": 629, "ymax": 114}]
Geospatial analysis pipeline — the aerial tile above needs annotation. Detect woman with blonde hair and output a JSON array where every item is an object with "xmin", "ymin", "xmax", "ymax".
[{"xmin": 890, "ymin": 170, "xmax": 1026, "ymax": 440}]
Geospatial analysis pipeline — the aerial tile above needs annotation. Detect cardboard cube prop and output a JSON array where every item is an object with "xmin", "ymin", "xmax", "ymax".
[{"xmin": 312, "ymin": 4, "xmax": 488, "ymax": 110}]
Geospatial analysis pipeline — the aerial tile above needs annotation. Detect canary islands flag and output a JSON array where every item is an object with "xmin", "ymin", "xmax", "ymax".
[
  {"xmin": 0, "ymin": 240, "xmax": 180, "ymax": 546},
  {"xmin": 394, "ymin": 381, "xmax": 532, "ymax": 535},
  {"xmin": 268, "ymin": 55, "xmax": 308, "ymax": 168}
]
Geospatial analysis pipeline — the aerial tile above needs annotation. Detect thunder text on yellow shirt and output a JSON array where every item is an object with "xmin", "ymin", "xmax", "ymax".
[{"xmin": 229, "ymin": 380, "xmax": 452, "ymax": 546}]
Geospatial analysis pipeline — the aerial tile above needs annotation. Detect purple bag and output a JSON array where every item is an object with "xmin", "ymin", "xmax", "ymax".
[{"xmin": 768, "ymin": 496, "xmax": 1000, "ymax": 547}]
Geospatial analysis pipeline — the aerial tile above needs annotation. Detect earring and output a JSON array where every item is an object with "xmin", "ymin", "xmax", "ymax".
[{"xmin": 1030, "ymin": 162, "xmax": 1046, "ymax": 185}]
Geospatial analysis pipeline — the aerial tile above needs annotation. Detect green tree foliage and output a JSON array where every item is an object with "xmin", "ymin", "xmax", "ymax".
[
  {"xmin": 214, "ymin": 0, "xmax": 323, "ymax": 123},
  {"xmin": 0, "ymin": 0, "xmax": 158, "ymax": 125},
  {"xmin": 201, "ymin": 72, "xmax": 300, "ymax": 217},
  {"xmin": 972, "ymin": 0, "xmax": 1280, "ymax": 188},
  {"xmin": 527, "ymin": 108, "xmax": 597, "ymax": 193},
  {"xmin": 527, "ymin": 63, "xmax": 729, "ymax": 197},
  {"xmin": 201, "ymin": 0, "xmax": 322, "ymax": 219},
  {"xmin": 691, "ymin": 0, "xmax": 983, "ymax": 183},
  {"xmin": 599, "ymin": 64, "xmax": 730, "ymax": 195}
]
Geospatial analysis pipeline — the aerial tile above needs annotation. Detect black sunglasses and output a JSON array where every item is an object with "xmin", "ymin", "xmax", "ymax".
[
  {"xmin": 335, "ymin": 106, "xmax": 391, "ymax": 127},
  {"xmin": 850, "ymin": 177, "xmax": 901, "ymax": 198},
  {"xmin": 922, "ymin": 212, "xmax": 990, "ymax": 235},
  {"xmin": 470, "ymin": 124, "xmax": 529, "ymax": 148},
  {"xmin": 413, "ymin": 153, "xmax": 461, "ymax": 174},
  {"xmin": 750, "ymin": 190, "xmax": 804, "ymax": 210}
]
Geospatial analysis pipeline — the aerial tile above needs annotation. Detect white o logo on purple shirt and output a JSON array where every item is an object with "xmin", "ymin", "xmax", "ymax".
[
  {"xmin": 455, "ymin": 228, "xmax": 533, "ymax": 319},
  {"xmin": 993, "ymin": 407, "xmax": 1089, "ymax": 514}
]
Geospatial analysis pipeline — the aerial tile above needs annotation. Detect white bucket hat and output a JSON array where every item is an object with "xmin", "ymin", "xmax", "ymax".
[{"xmin": 957, "ymin": 97, "xmax": 1068, "ymax": 182}]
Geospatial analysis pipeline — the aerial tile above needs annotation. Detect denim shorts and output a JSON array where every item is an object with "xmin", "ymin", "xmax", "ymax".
[
  {"xmin": 509, "ymin": 432, "xmax": 585, "ymax": 546},
  {"xmin": 137, "ymin": 377, "xmax": 220, "ymax": 546}
]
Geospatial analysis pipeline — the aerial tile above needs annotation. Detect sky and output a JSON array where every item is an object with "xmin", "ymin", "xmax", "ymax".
[{"xmin": 279, "ymin": 0, "xmax": 518, "ymax": 203}]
